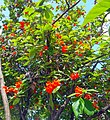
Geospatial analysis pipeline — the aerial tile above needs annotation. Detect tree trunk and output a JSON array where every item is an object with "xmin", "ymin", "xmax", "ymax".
[{"xmin": 0, "ymin": 58, "xmax": 11, "ymax": 120}]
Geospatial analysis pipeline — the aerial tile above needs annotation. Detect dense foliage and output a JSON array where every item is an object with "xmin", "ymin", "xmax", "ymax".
[{"xmin": 0, "ymin": 0, "xmax": 110, "ymax": 119}]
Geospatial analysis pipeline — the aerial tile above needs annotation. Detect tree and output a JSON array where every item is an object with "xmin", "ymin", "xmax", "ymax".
[{"xmin": 0, "ymin": 0, "xmax": 110, "ymax": 119}]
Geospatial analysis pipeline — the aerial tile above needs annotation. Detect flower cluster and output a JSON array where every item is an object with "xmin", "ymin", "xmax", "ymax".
[
  {"xmin": 19, "ymin": 21, "xmax": 29, "ymax": 29},
  {"xmin": 70, "ymin": 72, "xmax": 79, "ymax": 80},
  {"xmin": 3, "ymin": 86, "xmax": 18, "ymax": 94},
  {"xmin": 3, "ymin": 81, "xmax": 22, "ymax": 95},
  {"xmin": 45, "ymin": 79, "xmax": 61, "ymax": 94},
  {"xmin": 75, "ymin": 86, "xmax": 83, "ymax": 97}
]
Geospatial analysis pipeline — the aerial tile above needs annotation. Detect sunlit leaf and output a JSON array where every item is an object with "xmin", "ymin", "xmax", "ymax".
[
  {"xmin": 72, "ymin": 98, "xmax": 84, "ymax": 118},
  {"xmin": 82, "ymin": 0, "xmax": 110, "ymax": 26}
]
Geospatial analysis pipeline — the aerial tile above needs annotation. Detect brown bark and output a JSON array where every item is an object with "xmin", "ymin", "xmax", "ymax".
[{"xmin": 0, "ymin": 58, "xmax": 11, "ymax": 120}]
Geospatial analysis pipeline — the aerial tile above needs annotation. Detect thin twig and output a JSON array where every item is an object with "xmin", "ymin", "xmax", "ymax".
[{"xmin": 65, "ymin": 0, "xmax": 70, "ymax": 8}]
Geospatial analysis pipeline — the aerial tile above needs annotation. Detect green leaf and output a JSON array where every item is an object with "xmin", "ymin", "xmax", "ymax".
[
  {"xmin": 52, "ymin": 86, "xmax": 60, "ymax": 93},
  {"xmin": 23, "ymin": 61, "xmax": 30, "ymax": 66},
  {"xmin": 109, "ymin": 26, "xmax": 110, "ymax": 36},
  {"xmin": 45, "ymin": 6, "xmax": 53, "ymax": 22},
  {"xmin": 13, "ymin": 98, "xmax": 20, "ymax": 105},
  {"xmin": 72, "ymin": 98, "xmax": 84, "ymax": 118},
  {"xmin": 67, "ymin": 93, "xmax": 76, "ymax": 98},
  {"xmin": 29, "ymin": 47, "xmax": 37, "ymax": 59},
  {"xmin": 38, "ymin": 0, "xmax": 45, "ymax": 6},
  {"xmin": 44, "ymin": 10, "xmax": 50, "ymax": 19},
  {"xmin": 84, "ymin": 99, "xmax": 95, "ymax": 116},
  {"xmin": 82, "ymin": 0, "xmax": 110, "ymax": 26},
  {"xmin": 49, "ymin": 94, "xmax": 54, "ymax": 110},
  {"xmin": 16, "ymin": 56, "xmax": 29, "ymax": 61},
  {"xmin": 97, "ymin": 0, "xmax": 102, "ymax": 3},
  {"xmin": 87, "ymin": 89, "xmax": 98, "ymax": 92},
  {"xmin": 82, "ymin": 0, "xmax": 86, "ymax": 3}
]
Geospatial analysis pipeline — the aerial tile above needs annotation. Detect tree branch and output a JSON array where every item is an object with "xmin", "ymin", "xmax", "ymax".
[
  {"xmin": 87, "ymin": 104, "xmax": 110, "ymax": 120},
  {"xmin": 65, "ymin": 0, "xmax": 70, "ymax": 8},
  {"xmin": 0, "ymin": 58, "xmax": 11, "ymax": 120},
  {"xmin": 78, "ymin": 54, "xmax": 107, "ymax": 70},
  {"xmin": 53, "ymin": 84, "xmax": 75, "ymax": 120},
  {"xmin": 100, "ymin": 12, "xmax": 110, "ymax": 33},
  {"xmin": 52, "ymin": 0, "xmax": 81, "ymax": 25},
  {"xmin": 84, "ymin": 60, "xmax": 99, "ymax": 79}
]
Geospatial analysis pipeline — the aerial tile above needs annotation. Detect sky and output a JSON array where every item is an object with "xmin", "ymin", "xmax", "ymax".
[
  {"xmin": 0, "ymin": 0, "xmax": 95, "ymax": 35},
  {"xmin": 0, "ymin": 0, "xmax": 94, "ymax": 21}
]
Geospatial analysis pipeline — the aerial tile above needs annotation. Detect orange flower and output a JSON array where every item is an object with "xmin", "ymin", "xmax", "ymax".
[
  {"xmin": 62, "ymin": 46, "xmax": 67, "ymax": 53},
  {"xmin": 10, "ymin": 33, "xmax": 16, "ymax": 37},
  {"xmin": 45, "ymin": 79, "xmax": 60, "ymax": 94},
  {"xmin": 75, "ymin": 86, "xmax": 83, "ymax": 97},
  {"xmin": 52, "ymin": 24, "xmax": 57, "ymax": 28},
  {"xmin": 73, "ymin": 23, "xmax": 76, "ymax": 26},
  {"xmin": 3, "ymin": 86, "xmax": 8, "ymax": 92},
  {"xmin": 73, "ymin": 40, "xmax": 77, "ymax": 44},
  {"xmin": 77, "ymin": 9, "xmax": 81, "ymax": 14},
  {"xmin": 55, "ymin": 33, "xmax": 62, "ymax": 39},
  {"xmin": 59, "ymin": 40, "xmax": 64, "ymax": 46},
  {"xmin": 15, "ymin": 81, "xmax": 22, "ymax": 88},
  {"xmin": 78, "ymin": 53, "xmax": 83, "ymax": 57},
  {"xmin": 3, "ymin": 24, "xmax": 8, "ymax": 30},
  {"xmin": 25, "ymin": 11, "xmax": 28, "ymax": 15},
  {"xmin": 70, "ymin": 72, "xmax": 79, "ymax": 81},
  {"xmin": 45, "ymin": 86, "xmax": 53, "ymax": 94},
  {"xmin": 44, "ymin": 46, "xmax": 48, "ymax": 50},
  {"xmin": 52, "ymin": 79, "xmax": 61, "ymax": 88},
  {"xmin": 67, "ymin": 16, "xmax": 71, "ymax": 20},
  {"xmin": 39, "ymin": 51, "xmax": 43, "ymax": 57},
  {"xmin": 10, "ymin": 105, "xmax": 14, "ymax": 109},
  {"xmin": 2, "ymin": 45, "xmax": 6, "ymax": 50},
  {"xmin": 8, "ymin": 87, "xmax": 15, "ymax": 93},
  {"xmin": 84, "ymin": 93, "xmax": 92, "ymax": 100},
  {"xmin": 92, "ymin": 101, "xmax": 99, "ymax": 110},
  {"xmin": 25, "ymin": 22, "xmax": 30, "ymax": 26},
  {"xmin": 79, "ymin": 41, "xmax": 83, "ymax": 45},
  {"xmin": 0, "ymin": 37, "xmax": 4, "ymax": 42},
  {"xmin": 13, "ymin": 89, "xmax": 18, "ymax": 94},
  {"xmin": 12, "ymin": 51, "xmax": 17, "ymax": 56},
  {"xmin": 20, "ymin": 21, "xmax": 25, "ymax": 29}
]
